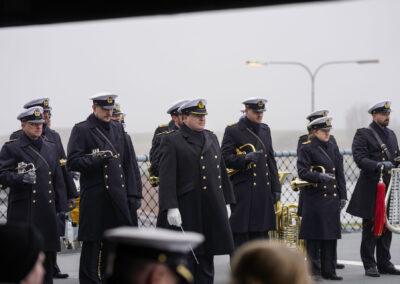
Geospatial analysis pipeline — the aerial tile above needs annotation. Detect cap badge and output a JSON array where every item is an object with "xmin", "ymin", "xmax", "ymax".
[
  {"xmin": 107, "ymin": 96, "xmax": 113, "ymax": 104},
  {"xmin": 158, "ymin": 254, "xmax": 167, "ymax": 263},
  {"xmin": 34, "ymin": 108, "xmax": 40, "ymax": 117},
  {"xmin": 326, "ymin": 120, "xmax": 331, "ymax": 126},
  {"xmin": 43, "ymin": 99, "xmax": 49, "ymax": 107},
  {"xmin": 322, "ymin": 111, "xmax": 327, "ymax": 117},
  {"xmin": 257, "ymin": 100, "xmax": 264, "ymax": 108},
  {"xmin": 384, "ymin": 102, "xmax": 389, "ymax": 109},
  {"xmin": 198, "ymin": 100, "xmax": 205, "ymax": 109},
  {"xmin": 116, "ymin": 104, "xmax": 120, "ymax": 111}
]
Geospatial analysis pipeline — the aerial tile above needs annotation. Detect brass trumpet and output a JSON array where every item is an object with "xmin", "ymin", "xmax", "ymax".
[
  {"xmin": 290, "ymin": 165, "xmax": 326, "ymax": 191},
  {"xmin": 227, "ymin": 143, "xmax": 257, "ymax": 177}
]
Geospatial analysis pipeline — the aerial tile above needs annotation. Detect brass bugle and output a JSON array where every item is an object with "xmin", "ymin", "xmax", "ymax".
[
  {"xmin": 290, "ymin": 165, "xmax": 325, "ymax": 191},
  {"xmin": 227, "ymin": 144, "xmax": 257, "ymax": 177}
]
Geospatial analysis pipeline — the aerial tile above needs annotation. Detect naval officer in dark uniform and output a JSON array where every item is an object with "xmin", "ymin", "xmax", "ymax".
[
  {"xmin": 149, "ymin": 99, "xmax": 189, "ymax": 182},
  {"xmin": 0, "ymin": 106, "xmax": 67, "ymax": 284},
  {"xmin": 111, "ymin": 103, "xmax": 142, "ymax": 210},
  {"xmin": 221, "ymin": 98, "xmax": 281, "ymax": 250},
  {"xmin": 297, "ymin": 110, "xmax": 344, "ymax": 271},
  {"xmin": 10, "ymin": 98, "xmax": 78, "ymax": 279},
  {"xmin": 157, "ymin": 98, "xmax": 235, "ymax": 284},
  {"xmin": 347, "ymin": 100, "xmax": 400, "ymax": 277},
  {"xmin": 297, "ymin": 116, "xmax": 347, "ymax": 281},
  {"xmin": 67, "ymin": 93, "xmax": 143, "ymax": 283}
]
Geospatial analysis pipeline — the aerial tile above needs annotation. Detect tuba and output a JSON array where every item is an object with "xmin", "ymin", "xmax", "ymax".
[
  {"xmin": 227, "ymin": 144, "xmax": 257, "ymax": 177},
  {"xmin": 385, "ymin": 167, "xmax": 400, "ymax": 234},
  {"xmin": 290, "ymin": 165, "xmax": 325, "ymax": 191},
  {"xmin": 273, "ymin": 172, "xmax": 304, "ymax": 251}
]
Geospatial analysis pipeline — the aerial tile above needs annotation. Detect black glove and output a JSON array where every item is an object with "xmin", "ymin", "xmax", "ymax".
[
  {"xmin": 273, "ymin": 192, "xmax": 281, "ymax": 203},
  {"xmin": 340, "ymin": 199, "xmax": 347, "ymax": 210},
  {"xmin": 22, "ymin": 172, "xmax": 36, "ymax": 184},
  {"xmin": 128, "ymin": 197, "xmax": 142, "ymax": 210},
  {"xmin": 376, "ymin": 161, "xmax": 394, "ymax": 171},
  {"xmin": 136, "ymin": 199, "xmax": 142, "ymax": 210},
  {"xmin": 245, "ymin": 151, "xmax": 263, "ymax": 163},
  {"xmin": 319, "ymin": 173, "xmax": 335, "ymax": 183}
]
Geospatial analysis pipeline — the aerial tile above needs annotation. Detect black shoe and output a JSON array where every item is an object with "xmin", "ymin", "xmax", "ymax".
[
  {"xmin": 322, "ymin": 274, "xmax": 343, "ymax": 280},
  {"xmin": 53, "ymin": 272, "xmax": 69, "ymax": 279},
  {"xmin": 378, "ymin": 265, "xmax": 400, "ymax": 275},
  {"xmin": 365, "ymin": 267, "xmax": 380, "ymax": 277},
  {"xmin": 336, "ymin": 263, "xmax": 345, "ymax": 269}
]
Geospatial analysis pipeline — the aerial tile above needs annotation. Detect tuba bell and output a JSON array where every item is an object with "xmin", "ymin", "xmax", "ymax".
[
  {"xmin": 290, "ymin": 165, "xmax": 326, "ymax": 191},
  {"xmin": 227, "ymin": 144, "xmax": 257, "ymax": 177},
  {"xmin": 385, "ymin": 167, "xmax": 400, "ymax": 234}
]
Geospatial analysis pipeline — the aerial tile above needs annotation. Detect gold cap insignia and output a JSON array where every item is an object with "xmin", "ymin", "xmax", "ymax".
[
  {"xmin": 43, "ymin": 99, "xmax": 49, "ymax": 107},
  {"xmin": 107, "ymin": 96, "xmax": 113, "ymax": 104},
  {"xmin": 326, "ymin": 120, "xmax": 331, "ymax": 126},
  {"xmin": 198, "ymin": 100, "xmax": 205, "ymax": 109},
  {"xmin": 322, "ymin": 111, "xmax": 327, "ymax": 117},
  {"xmin": 34, "ymin": 108, "xmax": 40, "ymax": 117},
  {"xmin": 384, "ymin": 102, "xmax": 389, "ymax": 109},
  {"xmin": 157, "ymin": 254, "xmax": 167, "ymax": 263},
  {"xmin": 258, "ymin": 100, "xmax": 264, "ymax": 108},
  {"xmin": 115, "ymin": 103, "xmax": 120, "ymax": 111}
]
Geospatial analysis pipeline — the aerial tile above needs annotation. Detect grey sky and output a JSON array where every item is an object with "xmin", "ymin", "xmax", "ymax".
[{"xmin": 0, "ymin": 0, "xmax": 399, "ymax": 135}]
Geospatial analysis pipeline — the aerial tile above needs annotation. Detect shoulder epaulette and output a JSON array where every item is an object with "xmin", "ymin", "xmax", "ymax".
[
  {"xmin": 158, "ymin": 124, "xmax": 168, "ymax": 128},
  {"xmin": 357, "ymin": 127, "xmax": 365, "ymax": 130},
  {"xmin": 205, "ymin": 129, "xmax": 213, "ymax": 133},
  {"xmin": 12, "ymin": 129, "xmax": 22, "ymax": 134},
  {"xmin": 5, "ymin": 139, "xmax": 17, "ymax": 144},
  {"xmin": 75, "ymin": 120, "xmax": 86, "ymax": 125},
  {"xmin": 156, "ymin": 130, "xmax": 175, "ymax": 136},
  {"xmin": 43, "ymin": 136, "xmax": 54, "ymax": 143},
  {"xmin": 302, "ymin": 140, "xmax": 311, "ymax": 145},
  {"xmin": 227, "ymin": 122, "xmax": 237, "ymax": 127}
]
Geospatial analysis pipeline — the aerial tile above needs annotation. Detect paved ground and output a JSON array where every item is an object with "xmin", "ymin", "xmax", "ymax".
[{"xmin": 56, "ymin": 232, "xmax": 400, "ymax": 283}]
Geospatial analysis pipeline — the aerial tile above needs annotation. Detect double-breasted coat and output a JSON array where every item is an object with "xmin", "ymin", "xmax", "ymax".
[
  {"xmin": 296, "ymin": 134, "xmax": 337, "ymax": 217},
  {"xmin": 221, "ymin": 118, "xmax": 281, "ymax": 233},
  {"xmin": 347, "ymin": 122, "xmax": 399, "ymax": 219},
  {"xmin": 157, "ymin": 123, "xmax": 235, "ymax": 255},
  {"xmin": 297, "ymin": 136, "xmax": 347, "ymax": 240},
  {"xmin": 11, "ymin": 127, "xmax": 78, "ymax": 208},
  {"xmin": 67, "ymin": 114, "xmax": 142, "ymax": 241},
  {"xmin": 0, "ymin": 134, "xmax": 66, "ymax": 251}
]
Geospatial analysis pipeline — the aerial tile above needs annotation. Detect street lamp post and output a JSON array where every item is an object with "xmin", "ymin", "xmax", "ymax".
[{"xmin": 246, "ymin": 59, "xmax": 379, "ymax": 112}]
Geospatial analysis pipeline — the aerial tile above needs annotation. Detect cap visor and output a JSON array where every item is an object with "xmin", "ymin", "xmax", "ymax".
[
  {"xmin": 101, "ymin": 105, "xmax": 115, "ymax": 110},
  {"xmin": 26, "ymin": 119, "xmax": 45, "ymax": 124},
  {"xmin": 190, "ymin": 111, "xmax": 208, "ymax": 115}
]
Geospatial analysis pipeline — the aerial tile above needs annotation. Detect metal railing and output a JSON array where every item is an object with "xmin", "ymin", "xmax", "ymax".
[{"xmin": 0, "ymin": 150, "xmax": 362, "ymax": 232}]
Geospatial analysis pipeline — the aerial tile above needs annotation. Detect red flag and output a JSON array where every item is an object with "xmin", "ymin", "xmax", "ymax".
[{"xmin": 374, "ymin": 168, "xmax": 387, "ymax": 236}]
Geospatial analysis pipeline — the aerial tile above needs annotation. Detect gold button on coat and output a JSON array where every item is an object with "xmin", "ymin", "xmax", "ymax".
[
  {"xmin": 203, "ymin": 186, "xmax": 207, "ymax": 190},
  {"xmin": 202, "ymin": 166, "xmax": 206, "ymax": 170},
  {"xmin": 122, "ymin": 184, "xmax": 125, "ymax": 188},
  {"xmin": 253, "ymin": 182, "xmax": 256, "ymax": 186},
  {"xmin": 253, "ymin": 173, "xmax": 257, "ymax": 177},
  {"xmin": 203, "ymin": 176, "xmax": 206, "ymax": 180},
  {"xmin": 49, "ymin": 181, "xmax": 52, "ymax": 184},
  {"xmin": 33, "ymin": 200, "xmax": 36, "ymax": 203},
  {"xmin": 219, "ymin": 185, "xmax": 222, "ymax": 189},
  {"xmin": 201, "ymin": 156, "xmax": 204, "ymax": 160},
  {"xmin": 33, "ymin": 190, "xmax": 36, "ymax": 194},
  {"xmin": 324, "ymin": 194, "xmax": 327, "ymax": 198},
  {"xmin": 49, "ymin": 200, "xmax": 52, "ymax": 203},
  {"xmin": 333, "ymin": 193, "xmax": 337, "ymax": 197},
  {"xmin": 105, "ymin": 175, "xmax": 108, "ymax": 179},
  {"xmin": 49, "ymin": 190, "xmax": 52, "ymax": 194},
  {"xmin": 214, "ymin": 155, "xmax": 218, "ymax": 159},
  {"xmin": 49, "ymin": 171, "xmax": 52, "ymax": 175},
  {"xmin": 104, "ymin": 165, "xmax": 108, "ymax": 168}
]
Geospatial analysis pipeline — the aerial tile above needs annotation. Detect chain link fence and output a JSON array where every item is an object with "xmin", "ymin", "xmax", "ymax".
[{"xmin": 0, "ymin": 150, "xmax": 362, "ymax": 232}]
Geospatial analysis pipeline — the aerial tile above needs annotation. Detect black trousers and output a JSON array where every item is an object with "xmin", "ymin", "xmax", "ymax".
[
  {"xmin": 361, "ymin": 219, "xmax": 392, "ymax": 270},
  {"xmin": 43, "ymin": 251, "xmax": 55, "ymax": 284},
  {"xmin": 233, "ymin": 231, "xmax": 269, "ymax": 251},
  {"xmin": 306, "ymin": 240, "xmax": 336, "ymax": 277},
  {"xmin": 79, "ymin": 241, "xmax": 106, "ymax": 284},
  {"xmin": 186, "ymin": 254, "xmax": 214, "ymax": 284}
]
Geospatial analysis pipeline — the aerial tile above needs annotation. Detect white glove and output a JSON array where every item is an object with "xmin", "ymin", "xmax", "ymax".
[
  {"xmin": 167, "ymin": 208, "xmax": 182, "ymax": 227},
  {"xmin": 226, "ymin": 204, "xmax": 231, "ymax": 219}
]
